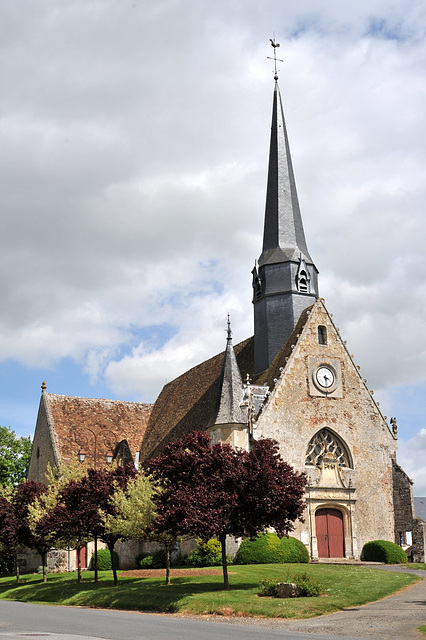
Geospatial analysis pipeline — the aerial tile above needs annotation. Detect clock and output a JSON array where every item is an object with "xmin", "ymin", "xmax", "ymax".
[
  {"xmin": 315, "ymin": 365, "xmax": 335, "ymax": 389},
  {"xmin": 308, "ymin": 357, "xmax": 342, "ymax": 397}
]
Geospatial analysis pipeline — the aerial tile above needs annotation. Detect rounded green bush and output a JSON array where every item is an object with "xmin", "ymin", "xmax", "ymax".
[
  {"xmin": 280, "ymin": 536, "xmax": 310, "ymax": 563},
  {"xmin": 235, "ymin": 533, "xmax": 309, "ymax": 564},
  {"xmin": 362, "ymin": 540, "xmax": 407, "ymax": 564},
  {"xmin": 89, "ymin": 548, "xmax": 119, "ymax": 571}
]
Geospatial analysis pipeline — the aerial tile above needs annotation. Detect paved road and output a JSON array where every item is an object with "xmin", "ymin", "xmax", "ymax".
[
  {"xmin": 0, "ymin": 566, "xmax": 423, "ymax": 640},
  {"xmin": 0, "ymin": 600, "xmax": 368, "ymax": 640}
]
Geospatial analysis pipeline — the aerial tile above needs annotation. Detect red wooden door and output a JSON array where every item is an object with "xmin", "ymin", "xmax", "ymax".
[
  {"xmin": 78, "ymin": 546, "xmax": 87, "ymax": 569},
  {"xmin": 316, "ymin": 508, "xmax": 344, "ymax": 558}
]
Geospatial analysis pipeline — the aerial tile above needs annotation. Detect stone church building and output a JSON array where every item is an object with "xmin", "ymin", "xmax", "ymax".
[{"xmin": 28, "ymin": 72, "xmax": 425, "ymax": 563}]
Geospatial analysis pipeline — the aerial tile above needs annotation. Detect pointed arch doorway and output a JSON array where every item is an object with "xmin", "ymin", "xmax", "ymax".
[{"xmin": 316, "ymin": 508, "xmax": 345, "ymax": 558}]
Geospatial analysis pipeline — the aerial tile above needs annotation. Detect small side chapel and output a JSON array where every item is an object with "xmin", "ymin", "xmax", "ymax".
[{"xmin": 28, "ymin": 48, "xmax": 424, "ymax": 563}]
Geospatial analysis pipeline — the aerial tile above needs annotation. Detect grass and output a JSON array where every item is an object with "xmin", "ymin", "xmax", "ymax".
[
  {"xmin": 0, "ymin": 564, "xmax": 421, "ymax": 619},
  {"xmin": 404, "ymin": 563, "xmax": 426, "ymax": 570},
  {"xmin": 418, "ymin": 625, "xmax": 426, "ymax": 635}
]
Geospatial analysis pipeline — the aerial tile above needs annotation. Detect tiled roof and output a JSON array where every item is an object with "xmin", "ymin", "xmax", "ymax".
[
  {"xmin": 44, "ymin": 393, "xmax": 152, "ymax": 468},
  {"xmin": 256, "ymin": 305, "xmax": 313, "ymax": 388},
  {"xmin": 140, "ymin": 337, "xmax": 254, "ymax": 462},
  {"xmin": 414, "ymin": 497, "xmax": 426, "ymax": 522},
  {"xmin": 140, "ymin": 306, "xmax": 313, "ymax": 463}
]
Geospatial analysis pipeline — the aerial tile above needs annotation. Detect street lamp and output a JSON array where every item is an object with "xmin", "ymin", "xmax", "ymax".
[
  {"xmin": 105, "ymin": 451, "xmax": 113, "ymax": 464},
  {"xmin": 77, "ymin": 449, "xmax": 86, "ymax": 462}
]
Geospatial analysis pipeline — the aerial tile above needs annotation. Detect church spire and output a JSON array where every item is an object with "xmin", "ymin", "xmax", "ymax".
[
  {"xmin": 207, "ymin": 316, "xmax": 246, "ymax": 429},
  {"xmin": 259, "ymin": 79, "xmax": 313, "ymax": 267},
  {"xmin": 252, "ymin": 43, "xmax": 318, "ymax": 375}
]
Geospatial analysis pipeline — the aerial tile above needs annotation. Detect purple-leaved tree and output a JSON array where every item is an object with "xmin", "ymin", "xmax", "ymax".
[{"xmin": 148, "ymin": 431, "xmax": 306, "ymax": 590}]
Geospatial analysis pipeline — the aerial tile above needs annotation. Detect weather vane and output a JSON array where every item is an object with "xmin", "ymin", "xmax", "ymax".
[{"xmin": 267, "ymin": 36, "xmax": 284, "ymax": 80}]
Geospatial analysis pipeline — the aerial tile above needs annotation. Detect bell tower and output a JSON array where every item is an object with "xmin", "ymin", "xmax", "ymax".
[{"xmin": 253, "ymin": 42, "xmax": 319, "ymax": 374}]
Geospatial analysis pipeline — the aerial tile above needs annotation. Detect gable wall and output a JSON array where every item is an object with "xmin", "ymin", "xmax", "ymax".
[
  {"xmin": 28, "ymin": 396, "xmax": 58, "ymax": 484},
  {"xmin": 255, "ymin": 301, "xmax": 397, "ymax": 556}
]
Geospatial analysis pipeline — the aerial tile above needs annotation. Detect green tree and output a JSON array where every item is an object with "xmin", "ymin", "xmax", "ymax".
[
  {"xmin": 0, "ymin": 426, "xmax": 32, "ymax": 487},
  {"xmin": 100, "ymin": 471, "xmax": 156, "ymax": 584}
]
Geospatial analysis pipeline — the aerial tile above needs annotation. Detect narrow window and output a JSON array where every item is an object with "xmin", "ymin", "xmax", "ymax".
[{"xmin": 318, "ymin": 325, "xmax": 327, "ymax": 345}]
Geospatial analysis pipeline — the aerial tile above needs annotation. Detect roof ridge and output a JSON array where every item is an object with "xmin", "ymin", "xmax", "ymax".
[{"xmin": 44, "ymin": 392, "xmax": 152, "ymax": 407}]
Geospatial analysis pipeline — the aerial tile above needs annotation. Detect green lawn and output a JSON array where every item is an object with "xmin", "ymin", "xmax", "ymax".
[{"xmin": 0, "ymin": 564, "xmax": 421, "ymax": 619}]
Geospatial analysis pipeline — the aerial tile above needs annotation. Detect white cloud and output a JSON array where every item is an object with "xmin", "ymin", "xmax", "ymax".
[
  {"xmin": 0, "ymin": 0, "xmax": 426, "ymax": 477},
  {"xmin": 397, "ymin": 430, "xmax": 426, "ymax": 496}
]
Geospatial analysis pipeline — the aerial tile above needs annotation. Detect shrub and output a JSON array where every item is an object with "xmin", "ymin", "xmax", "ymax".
[
  {"xmin": 0, "ymin": 551, "xmax": 14, "ymax": 576},
  {"xmin": 186, "ymin": 538, "xmax": 225, "ymax": 567},
  {"xmin": 292, "ymin": 572, "xmax": 322, "ymax": 597},
  {"xmin": 258, "ymin": 573, "xmax": 322, "ymax": 598},
  {"xmin": 362, "ymin": 540, "xmax": 407, "ymax": 564},
  {"xmin": 136, "ymin": 549, "xmax": 168, "ymax": 569},
  {"xmin": 258, "ymin": 577, "xmax": 278, "ymax": 597},
  {"xmin": 281, "ymin": 536, "xmax": 310, "ymax": 563},
  {"xmin": 137, "ymin": 555, "xmax": 154, "ymax": 568},
  {"xmin": 235, "ymin": 533, "xmax": 309, "ymax": 564},
  {"xmin": 89, "ymin": 548, "xmax": 119, "ymax": 571}
]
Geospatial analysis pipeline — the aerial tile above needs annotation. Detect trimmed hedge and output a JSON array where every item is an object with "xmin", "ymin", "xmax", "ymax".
[
  {"xmin": 235, "ymin": 533, "xmax": 309, "ymax": 564},
  {"xmin": 362, "ymin": 540, "xmax": 407, "ymax": 564},
  {"xmin": 89, "ymin": 548, "xmax": 119, "ymax": 571}
]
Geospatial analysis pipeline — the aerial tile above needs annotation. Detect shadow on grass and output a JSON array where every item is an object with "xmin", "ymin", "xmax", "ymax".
[{"xmin": 0, "ymin": 573, "xmax": 260, "ymax": 613}]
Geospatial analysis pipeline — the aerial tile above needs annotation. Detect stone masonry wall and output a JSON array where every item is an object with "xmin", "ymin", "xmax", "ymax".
[
  {"xmin": 412, "ymin": 519, "xmax": 426, "ymax": 563},
  {"xmin": 255, "ymin": 300, "xmax": 397, "ymax": 557},
  {"xmin": 392, "ymin": 460, "xmax": 415, "ymax": 544}
]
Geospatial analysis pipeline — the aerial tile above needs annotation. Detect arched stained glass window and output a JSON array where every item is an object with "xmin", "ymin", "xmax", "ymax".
[{"xmin": 305, "ymin": 428, "xmax": 352, "ymax": 468}]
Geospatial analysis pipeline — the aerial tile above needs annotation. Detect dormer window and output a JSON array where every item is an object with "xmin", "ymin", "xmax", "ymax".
[{"xmin": 318, "ymin": 325, "xmax": 327, "ymax": 345}]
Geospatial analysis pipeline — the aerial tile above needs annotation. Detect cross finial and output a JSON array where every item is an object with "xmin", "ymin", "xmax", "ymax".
[
  {"xmin": 268, "ymin": 36, "xmax": 284, "ymax": 81},
  {"xmin": 226, "ymin": 313, "xmax": 232, "ymax": 342}
]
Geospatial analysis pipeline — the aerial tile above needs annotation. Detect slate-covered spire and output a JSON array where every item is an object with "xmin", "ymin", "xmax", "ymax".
[
  {"xmin": 259, "ymin": 80, "xmax": 313, "ymax": 267},
  {"xmin": 252, "ymin": 63, "xmax": 319, "ymax": 375},
  {"xmin": 207, "ymin": 316, "xmax": 246, "ymax": 428}
]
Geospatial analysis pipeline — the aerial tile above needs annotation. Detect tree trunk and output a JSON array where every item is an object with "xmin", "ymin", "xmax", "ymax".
[
  {"xmin": 42, "ymin": 551, "xmax": 47, "ymax": 583},
  {"xmin": 108, "ymin": 542, "xmax": 118, "ymax": 586},
  {"xmin": 94, "ymin": 535, "xmax": 98, "ymax": 583},
  {"xmin": 219, "ymin": 533, "xmax": 229, "ymax": 591},
  {"xmin": 165, "ymin": 544, "xmax": 171, "ymax": 586},
  {"xmin": 77, "ymin": 546, "xmax": 82, "ymax": 583},
  {"xmin": 15, "ymin": 551, "xmax": 20, "ymax": 584}
]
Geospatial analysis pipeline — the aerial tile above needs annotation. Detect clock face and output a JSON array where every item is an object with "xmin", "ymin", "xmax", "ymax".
[{"xmin": 315, "ymin": 365, "xmax": 335, "ymax": 389}]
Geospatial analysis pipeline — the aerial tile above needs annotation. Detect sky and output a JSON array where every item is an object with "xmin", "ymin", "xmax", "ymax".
[{"xmin": 0, "ymin": 0, "xmax": 425, "ymax": 495}]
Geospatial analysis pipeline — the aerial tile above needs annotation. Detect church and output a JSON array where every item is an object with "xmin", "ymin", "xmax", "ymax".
[{"xmin": 28, "ymin": 62, "xmax": 425, "ymax": 563}]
